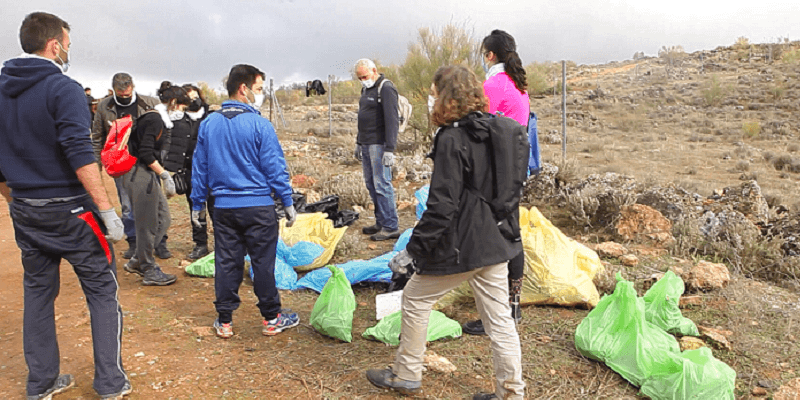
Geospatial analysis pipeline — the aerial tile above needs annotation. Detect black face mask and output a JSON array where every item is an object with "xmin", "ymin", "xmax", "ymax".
[
  {"xmin": 115, "ymin": 95, "xmax": 133, "ymax": 106},
  {"xmin": 187, "ymin": 98, "xmax": 203, "ymax": 112}
]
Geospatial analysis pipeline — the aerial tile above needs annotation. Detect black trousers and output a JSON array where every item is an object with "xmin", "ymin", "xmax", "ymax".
[
  {"xmin": 213, "ymin": 205, "xmax": 281, "ymax": 323},
  {"xmin": 508, "ymin": 251, "xmax": 524, "ymax": 281},
  {"xmin": 10, "ymin": 195, "xmax": 127, "ymax": 397},
  {"xmin": 185, "ymin": 190, "xmax": 215, "ymax": 246}
]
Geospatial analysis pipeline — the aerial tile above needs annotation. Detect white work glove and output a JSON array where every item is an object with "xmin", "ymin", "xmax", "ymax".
[
  {"xmin": 191, "ymin": 204, "xmax": 206, "ymax": 229},
  {"xmin": 160, "ymin": 171, "xmax": 176, "ymax": 197},
  {"xmin": 98, "ymin": 209, "xmax": 125, "ymax": 242},
  {"xmin": 354, "ymin": 145, "xmax": 362, "ymax": 161},
  {"xmin": 285, "ymin": 205, "xmax": 297, "ymax": 227},
  {"xmin": 389, "ymin": 249, "xmax": 414, "ymax": 275},
  {"xmin": 382, "ymin": 151, "xmax": 394, "ymax": 167}
]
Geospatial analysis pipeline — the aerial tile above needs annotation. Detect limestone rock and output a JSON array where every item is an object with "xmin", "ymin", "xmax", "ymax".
[
  {"xmin": 716, "ymin": 180, "xmax": 770, "ymax": 224},
  {"xmin": 684, "ymin": 260, "xmax": 730, "ymax": 291},
  {"xmin": 615, "ymin": 204, "xmax": 675, "ymax": 246},
  {"xmin": 620, "ymin": 254, "xmax": 639, "ymax": 266},
  {"xmin": 752, "ymin": 387, "xmax": 767, "ymax": 397},
  {"xmin": 424, "ymin": 351, "xmax": 456, "ymax": 374},
  {"xmin": 304, "ymin": 110, "xmax": 321, "ymax": 121},
  {"xmin": 679, "ymin": 336, "xmax": 706, "ymax": 351},
  {"xmin": 697, "ymin": 325, "xmax": 732, "ymax": 351},
  {"xmin": 594, "ymin": 242, "xmax": 628, "ymax": 258}
]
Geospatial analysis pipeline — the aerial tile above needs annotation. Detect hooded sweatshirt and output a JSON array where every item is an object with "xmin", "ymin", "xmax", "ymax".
[{"xmin": 0, "ymin": 56, "xmax": 95, "ymax": 198}]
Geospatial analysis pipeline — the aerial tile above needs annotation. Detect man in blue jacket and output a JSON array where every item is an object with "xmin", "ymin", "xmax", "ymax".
[
  {"xmin": 191, "ymin": 64, "xmax": 299, "ymax": 339},
  {"xmin": 0, "ymin": 12, "xmax": 131, "ymax": 400}
]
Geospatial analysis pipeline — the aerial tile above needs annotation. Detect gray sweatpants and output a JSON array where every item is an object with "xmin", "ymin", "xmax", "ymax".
[{"xmin": 121, "ymin": 165, "xmax": 170, "ymax": 270}]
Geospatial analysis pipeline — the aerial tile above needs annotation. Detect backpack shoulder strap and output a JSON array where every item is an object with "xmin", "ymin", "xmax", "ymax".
[{"xmin": 377, "ymin": 79, "xmax": 392, "ymax": 103}]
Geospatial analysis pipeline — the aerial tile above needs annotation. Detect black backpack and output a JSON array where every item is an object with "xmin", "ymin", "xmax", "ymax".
[{"xmin": 459, "ymin": 112, "xmax": 530, "ymax": 224}]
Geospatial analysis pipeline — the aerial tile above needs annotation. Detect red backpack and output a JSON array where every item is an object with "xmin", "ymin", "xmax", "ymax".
[{"xmin": 100, "ymin": 115, "xmax": 137, "ymax": 178}]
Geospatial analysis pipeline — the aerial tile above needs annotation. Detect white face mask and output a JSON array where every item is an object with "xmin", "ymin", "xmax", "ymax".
[
  {"xmin": 361, "ymin": 79, "xmax": 376, "ymax": 89},
  {"xmin": 56, "ymin": 41, "xmax": 70, "ymax": 73},
  {"xmin": 427, "ymin": 95, "xmax": 436, "ymax": 113},
  {"xmin": 253, "ymin": 93, "xmax": 265, "ymax": 108},
  {"xmin": 169, "ymin": 110, "xmax": 184, "ymax": 121},
  {"xmin": 247, "ymin": 87, "xmax": 265, "ymax": 108}
]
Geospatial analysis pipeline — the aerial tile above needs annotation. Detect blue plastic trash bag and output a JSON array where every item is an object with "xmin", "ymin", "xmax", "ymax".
[
  {"xmin": 284, "ymin": 241, "xmax": 325, "ymax": 268},
  {"xmin": 393, "ymin": 228, "xmax": 414, "ymax": 252},
  {"xmin": 527, "ymin": 112, "xmax": 541, "ymax": 176},
  {"xmin": 415, "ymin": 185, "xmax": 430, "ymax": 220},
  {"xmin": 248, "ymin": 255, "xmax": 298, "ymax": 290},
  {"xmin": 295, "ymin": 252, "xmax": 395, "ymax": 292}
]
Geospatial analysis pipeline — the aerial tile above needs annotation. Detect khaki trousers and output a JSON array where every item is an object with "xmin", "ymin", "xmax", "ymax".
[{"xmin": 392, "ymin": 262, "xmax": 525, "ymax": 399}]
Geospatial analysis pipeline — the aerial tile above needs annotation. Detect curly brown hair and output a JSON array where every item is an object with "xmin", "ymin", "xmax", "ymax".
[{"xmin": 430, "ymin": 65, "xmax": 488, "ymax": 127}]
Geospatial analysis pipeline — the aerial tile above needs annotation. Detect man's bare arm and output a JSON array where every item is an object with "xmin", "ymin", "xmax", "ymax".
[{"xmin": 75, "ymin": 163, "xmax": 113, "ymax": 210}]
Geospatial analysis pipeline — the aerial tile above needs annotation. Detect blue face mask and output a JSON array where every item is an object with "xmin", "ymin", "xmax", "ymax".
[{"xmin": 482, "ymin": 59, "xmax": 489, "ymax": 74}]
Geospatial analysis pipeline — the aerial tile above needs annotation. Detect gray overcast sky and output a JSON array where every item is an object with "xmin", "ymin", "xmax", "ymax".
[{"xmin": 2, "ymin": 0, "xmax": 798, "ymax": 96}]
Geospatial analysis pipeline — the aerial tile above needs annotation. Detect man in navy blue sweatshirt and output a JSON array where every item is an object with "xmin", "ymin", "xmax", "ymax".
[
  {"xmin": 191, "ymin": 64, "xmax": 299, "ymax": 339},
  {"xmin": 0, "ymin": 12, "xmax": 131, "ymax": 400}
]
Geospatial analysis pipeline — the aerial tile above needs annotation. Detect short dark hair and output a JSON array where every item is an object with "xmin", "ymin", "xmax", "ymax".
[
  {"xmin": 19, "ymin": 12, "xmax": 70, "ymax": 54},
  {"xmin": 226, "ymin": 64, "xmax": 265, "ymax": 97},
  {"xmin": 111, "ymin": 73, "xmax": 134, "ymax": 92}
]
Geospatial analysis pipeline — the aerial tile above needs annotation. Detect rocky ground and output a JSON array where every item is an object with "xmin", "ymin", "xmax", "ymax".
[{"xmin": 1, "ymin": 41, "xmax": 800, "ymax": 399}]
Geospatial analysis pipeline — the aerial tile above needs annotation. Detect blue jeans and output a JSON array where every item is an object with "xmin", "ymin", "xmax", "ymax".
[
  {"xmin": 361, "ymin": 144, "xmax": 398, "ymax": 231},
  {"xmin": 113, "ymin": 176, "xmax": 136, "ymax": 241}
]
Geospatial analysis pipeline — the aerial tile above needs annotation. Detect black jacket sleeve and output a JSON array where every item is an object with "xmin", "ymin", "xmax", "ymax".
[
  {"xmin": 380, "ymin": 82, "xmax": 400, "ymax": 152},
  {"xmin": 406, "ymin": 130, "xmax": 464, "ymax": 259},
  {"xmin": 137, "ymin": 113, "xmax": 164, "ymax": 166}
]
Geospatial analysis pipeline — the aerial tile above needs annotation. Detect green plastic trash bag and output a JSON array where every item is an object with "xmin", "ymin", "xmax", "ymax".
[
  {"xmin": 185, "ymin": 251, "xmax": 215, "ymax": 277},
  {"xmin": 643, "ymin": 271, "xmax": 699, "ymax": 336},
  {"xmin": 575, "ymin": 273, "xmax": 735, "ymax": 400},
  {"xmin": 310, "ymin": 265, "xmax": 356, "ymax": 342},
  {"xmin": 363, "ymin": 310, "xmax": 462, "ymax": 346},
  {"xmin": 575, "ymin": 273, "xmax": 680, "ymax": 387},
  {"xmin": 640, "ymin": 347, "xmax": 735, "ymax": 400}
]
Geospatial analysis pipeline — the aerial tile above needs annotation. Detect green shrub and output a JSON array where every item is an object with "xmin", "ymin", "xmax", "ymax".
[
  {"xmin": 742, "ymin": 121, "xmax": 761, "ymax": 138},
  {"xmin": 782, "ymin": 49, "xmax": 800, "ymax": 64},
  {"xmin": 700, "ymin": 75, "xmax": 728, "ymax": 107}
]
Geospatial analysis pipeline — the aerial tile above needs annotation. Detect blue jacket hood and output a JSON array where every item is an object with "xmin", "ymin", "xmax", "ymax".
[{"xmin": 0, "ymin": 57, "xmax": 62, "ymax": 98}]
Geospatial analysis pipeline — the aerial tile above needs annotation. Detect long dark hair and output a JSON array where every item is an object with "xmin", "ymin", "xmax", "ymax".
[
  {"xmin": 157, "ymin": 81, "xmax": 191, "ymax": 106},
  {"xmin": 482, "ymin": 29, "xmax": 527, "ymax": 94}
]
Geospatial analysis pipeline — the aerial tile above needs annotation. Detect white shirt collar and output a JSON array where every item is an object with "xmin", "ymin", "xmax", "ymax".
[{"xmin": 486, "ymin": 63, "xmax": 505, "ymax": 79}]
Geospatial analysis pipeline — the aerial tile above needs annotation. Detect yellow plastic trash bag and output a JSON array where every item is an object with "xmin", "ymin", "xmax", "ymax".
[
  {"xmin": 436, "ymin": 206, "xmax": 604, "ymax": 309},
  {"xmin": 279, "ymin": 212, "xmax": 347, "ymax": 272}
]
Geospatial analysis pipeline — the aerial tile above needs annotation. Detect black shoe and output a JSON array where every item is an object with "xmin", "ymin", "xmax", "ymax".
[
  {"xmin": 27, "ymin": 374, "xmax": 75, "ymax": 400},
  {"xmin": 154, "ymin": 245, "xmax": 172, "ymax": 259},
  {"xmin": 123, "ymin": 258, "xmax": 145, "ymax": 276},
  {"xmin": 473, "ymin": 393, "xmax": 498, "ymax": 400},
  {"xmin": 100, "ymin": 380, "xmax": 132, "ymax": 399},
  {"xmin": 122, "ymin": 243, "xmax": 136, "ymax": 259},
  {"xmin": 142, "ymin": 266, "xmax": 177, "ymax": 286},
  {"xmin": 370, "ymin": 228, "xmax": 402, "ymax": 241},
  {"xmin": 187, "ymin": 245, "xmax": 209, "ymax": 261},
  {"xmin": 365, "ymin": 368, "xmax": 421, "ymax": 395},
  {"xmin": 462, "ymin": 319, "xmax": 487, "ymax": 336},
  {"xmin": 362, "ymin": 223, "xmax": 381, "ymax": 235}
]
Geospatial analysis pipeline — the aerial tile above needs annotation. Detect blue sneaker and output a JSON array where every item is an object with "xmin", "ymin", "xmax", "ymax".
[
  {"xmin": 27, "ymin": 374, "xmax": 74, "ymax": 400},
  {"xmin": 262, "ymin": 312, "xmax": 299, "ymax": 336}
]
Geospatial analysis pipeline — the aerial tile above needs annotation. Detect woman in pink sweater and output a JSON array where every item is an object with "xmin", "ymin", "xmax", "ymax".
[
  {"xmin": 482, "ymin": 30, "xmax": 530, "ymax": 126},
  {"xmin": 462, "ymin": 29, "xmax": 529, "ymax": 337}
]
